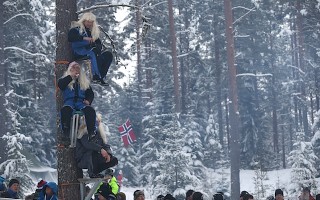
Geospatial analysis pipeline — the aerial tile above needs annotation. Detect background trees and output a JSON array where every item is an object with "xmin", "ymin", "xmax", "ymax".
[{"xmin": 1, "ymin": 0, "xmax": 320, "ymax": 198}]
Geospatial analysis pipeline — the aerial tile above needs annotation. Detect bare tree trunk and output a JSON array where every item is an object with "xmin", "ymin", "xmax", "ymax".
[
  {"xmin": 56, "ymin": 0, "xmax": 82, "ymax": 199},
  {"xmin": 296, "ymin": 0, "xmax": 309, "ymax": 139},
  {"xmin": 167, "ymin": 0, "xmax": 181, "ymax": 113},
  {"xmin": 223, "ymin": 0, "xmax": 240, "ymax": 199},
  {"xmin": 178, "ymin": 3, "xmax": 190, "ymax": 114},
  {"xmin": 136, "ymin": 0, "xmax": 142, "ymax": 98},
  {"xmin": 145, "ymin": 37, "xmax": 153, "ymax": 100},
  {"xmin": 281, "ymin": 125, "xmax": 286, "ymax": 168},
  {"xmin": 269, "ymin": 23, "xmax": 279, "ymax": 153},
  {"xmin": 212, "ymin": 2, "xmax": 224, "ymax": 146},
  {"xmin": 0, "ymin": 0, "xmax": 8, "ymax": 163},
  {"xmin": 225, "ymin": 93, "xmax": 230, "ymax": 150},
  {"xmin": 291, "ymin": 16, "xmax": 299, "ymax": 133}
]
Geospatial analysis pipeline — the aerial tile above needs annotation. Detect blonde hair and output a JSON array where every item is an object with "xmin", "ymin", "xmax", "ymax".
[
  {"xmin": 64, "ymin": 62, "xmax": 90, "ymax": 91},
  {"xmin": 71, "ymin": 12, "xmax": 100, "ymax": 41},
  {"xmin": 77, "ymin": 112, "xmax": 108, "ymax": 144}
]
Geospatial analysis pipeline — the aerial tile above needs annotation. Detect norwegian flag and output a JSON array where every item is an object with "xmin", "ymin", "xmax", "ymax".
[{"xmin": 118, "ymin": 119, "xmax": 136, "ymax": 147}]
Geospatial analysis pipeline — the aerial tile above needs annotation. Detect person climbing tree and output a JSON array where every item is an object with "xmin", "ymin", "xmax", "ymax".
[
  {"xmin": 58, "ymin": 61, "xmax": 97, "ymax": 146},
  {"xmin": 68, "ymin": 12, "xmax": 113, "ymax": 86}
]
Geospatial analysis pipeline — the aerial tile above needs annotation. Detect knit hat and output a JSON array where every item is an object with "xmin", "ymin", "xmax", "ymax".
[
  {"xmin": 105, "ymin": 168, "xmax": 114, "ymax": 177},
  {"xmin": 186, "ymin": 190, "xmax": 194, "ymax": 200},
  {"xmin": 157, "ymin": 195, "xmax": 164, "ymax": 200},
  {"xmin": 275, "ymin": 189, "xmax": 283, "ymax": 197},
  {"xmin": 192, "ymin": 192, "xmax": 203, "ymax": 200},
  {"xmin": 9, "ymin": 179, "xmax": 20, "ymax": 188},
  {"xmin": 69, "ymin": 61, "xmax": 79, "ymax": 68},
  {"xmin": 164, "ymin": 194, "xmax": 175, "ymax": 200},
  {"xmin": 240, "ymin": 191, "xmax": 249, "ymax": 198},
  {"xmin": 117, "ymin": 192, "xmax": 126, "ymax": 200},
  {"xmin": 37, "ymin": 180, "xmax": 47, "ymax": 189},
  {"xmin": 213, "ymin": 193, "xmax": 224, "ymax": 200},
  {"xmin": 134, "ymin": 190, "xmax": 145, "ymax": 200}
]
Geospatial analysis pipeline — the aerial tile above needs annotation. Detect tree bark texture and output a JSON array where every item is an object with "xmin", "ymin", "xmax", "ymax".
[
  {"xmin": 0, "ymin": 0, "xmax": 8, "ymax": 163},
  {"xmin": 56, "ymin": 0, "xmax": 82, "ymax": 199},
  {"xmin": 296, "ymin": 0, "xmax": 309, "ymax": 139},
  {"xmin": 167, "ymin": 0, "xmax": 181, "ymax": 113},
  {"xmin": 223, "ymin": 0, "xmax": 240, "ymax": 199},
  {"xmin": 135, "ymin": 0, "xmax": 142, "ymax": 98}
]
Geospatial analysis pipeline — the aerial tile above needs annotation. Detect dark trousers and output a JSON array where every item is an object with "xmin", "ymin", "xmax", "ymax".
[
  {"xmin": 92, "ymin": 153, "xmax": 118, "ymax": 174},
  {"xmin": 60, "ymin": 105, "xmax": 96, "ymax": 136},
  {"xmin": 97, "ymin": 51, "xmax": 113, "ymax": 79}
]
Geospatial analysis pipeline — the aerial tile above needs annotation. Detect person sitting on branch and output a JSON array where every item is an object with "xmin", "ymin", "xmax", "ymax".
[
  {"xmin": 76, "ymin": 113, "xmax": 118, "ymax": 178},
  {"xmin": 58, "ymin": 61, "xmax": 96, "ymax": 146},
  {"xmin": 68, "ymin": 12, "xmax": 113, "ymax": 86}
]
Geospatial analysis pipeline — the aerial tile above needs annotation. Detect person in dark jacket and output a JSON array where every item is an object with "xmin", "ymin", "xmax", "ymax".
[
  {"xmin": 0, "ymin": 178, "xmax": 20, "ymax": 199},
  {"xmin": 76, "ymin": 113, "xmax": 118, "ymax": 178},
  {"xmin": 58, "ymin": 61, "xmax": 97, "ymax": 145},
  {"xmin": 68, "ymin": 12, "xmax": 113, "ymax": 86},
  {"xmin": 38, "ymin": 182, "xmax": 58, "ymax": 200}
]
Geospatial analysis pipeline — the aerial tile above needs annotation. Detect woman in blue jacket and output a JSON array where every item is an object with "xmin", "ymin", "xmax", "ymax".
[
  {"xmin": 58, "ymin": 61, "xmax": 97, "ymax": 145},
  {"xmin": 68, "ymin": 12, "xmax": 113, "ymax": 86}
]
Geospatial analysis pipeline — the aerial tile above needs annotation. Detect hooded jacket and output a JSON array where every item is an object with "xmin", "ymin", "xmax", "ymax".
[{"xmin": 39, "ymin": 182, "xmax": 58, "ymax": 200}]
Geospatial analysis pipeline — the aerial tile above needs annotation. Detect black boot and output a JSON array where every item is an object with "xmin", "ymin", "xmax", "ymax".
[
  {"xmin": 100, "ymin": 78, "xmax": 109, "ymax": 86},
  {"xmin": 92, "ymin": 75, "xmax": 100, "ymax": 83}
]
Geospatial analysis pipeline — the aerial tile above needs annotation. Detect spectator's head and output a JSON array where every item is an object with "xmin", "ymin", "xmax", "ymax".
[
  {"xmin": 186, "ymin": 190, "xmax": 194, "ymax": 200},
  {"xmin": 157, "ymin": 195, "xmax": 164, "ymax": 200},
  {"xmin": 243, "ymin": 194, "xmax": 254, "ymax": 200},
  {"xmin": 275, "ymin": 189, "xmax": 284, "ymax": 200},
  {"xmin": 8, "ymin": 178, "xmax": 19, "ymax": 192},
  {"xmin": 117, "ymin": 192, "xmax": 126, "ymax": 200},
  {"xmin": 240, "ymin": 191, "xmax": 249, "ymax": 200},
  {"xmin": 213, "ymin": 192, "xmax": 224, "ymax": 200},
  {"xmin": 134, "ymin": 190, "xmax": 145, "ymax": 200},
  {"xmin": 77, "ymin": 12, "xmax": 100, "ymax": 40},
  {"xmin": 164, "ymin": 194, "xmax": 175, "ymax": 200},
  {"xmin": 37, "ymin": 179, "xmax": 47, "ymax": 189},
  {"xmin": 104, "ymin": 168, "xmax": 114, "ymax": 179},
  {"xmin": 192, "ymin": 192, "xmax": 203, "ymax": 200},
  {"xmin": 43, "ymin": 182, "xmax": 58, "ymax": 197}
]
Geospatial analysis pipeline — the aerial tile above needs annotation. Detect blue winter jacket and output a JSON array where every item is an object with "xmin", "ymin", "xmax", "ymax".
[
  {"xmin": 68, "ymin": 27, "xmax": 101, "ymax": 77},
  {"xmin": 38, "ymin": 182, "xmax": 58, "ymax": 200},
  {"xmin": 58, "ymin": 75, "xmax": 94, "ymax": 110}
]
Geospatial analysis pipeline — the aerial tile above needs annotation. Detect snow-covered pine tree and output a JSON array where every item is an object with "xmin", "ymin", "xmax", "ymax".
[
  {"xmin": 203, "ymin": 114, "xmax": 222, "ymax": 169},
  {"xmin": 288, "ymin": 132, "xmax": 318, "ymax": 198}
]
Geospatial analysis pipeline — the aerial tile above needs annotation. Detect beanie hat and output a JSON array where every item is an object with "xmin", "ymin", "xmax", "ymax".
[
  {"xmin": 37, "ymin": 180, "xmax": 47, "ymax": 189},
  {"xmin": 192, "ymin": 192, "xmax": 203, "ymax": 200},
  {"xmin": 9, "ymin": 179, "xmax": 19, "ymax": 188},
  {"xmin": 275, "ymin": 189, "xmax": 283, "ymax": 197},
  {"xmin": 157, "ymin": 195, "xmax": 164, "ymax": 200},
  {"xmin": 105, "ymin": 168, "xmax": 114, "ymax": 177},
  {"xmin": 240, "ymin": 191, "xmax": 249, "ymax": 198},
  {"xmin": 213, "ymin": 193, "xmax": 224, "ymax": 200},
  {"xmin": 134, "ymin": 190, "xmax": 144, "ymax": 200},
  {"xmin": 117, "ymin": 192, "xmax": 127, "ymax": 200},
  {"xmin": 186, "ymin": 190, "xmax": 194, "ymax": 200},
  {"xmin": 164, "ymin": 194, "xmax": 175, "ymax": 200}
]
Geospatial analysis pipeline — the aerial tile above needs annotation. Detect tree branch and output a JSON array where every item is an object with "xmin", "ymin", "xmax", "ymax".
[{"xmin": 77, "ymin": 4, "xmax": 139, "ymax": 14}]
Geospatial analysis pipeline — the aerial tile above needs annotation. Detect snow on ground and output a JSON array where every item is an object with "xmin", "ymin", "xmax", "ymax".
[{"xmin": 121, "ymin": 169, "xmax": 320, "ymax": 200}]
